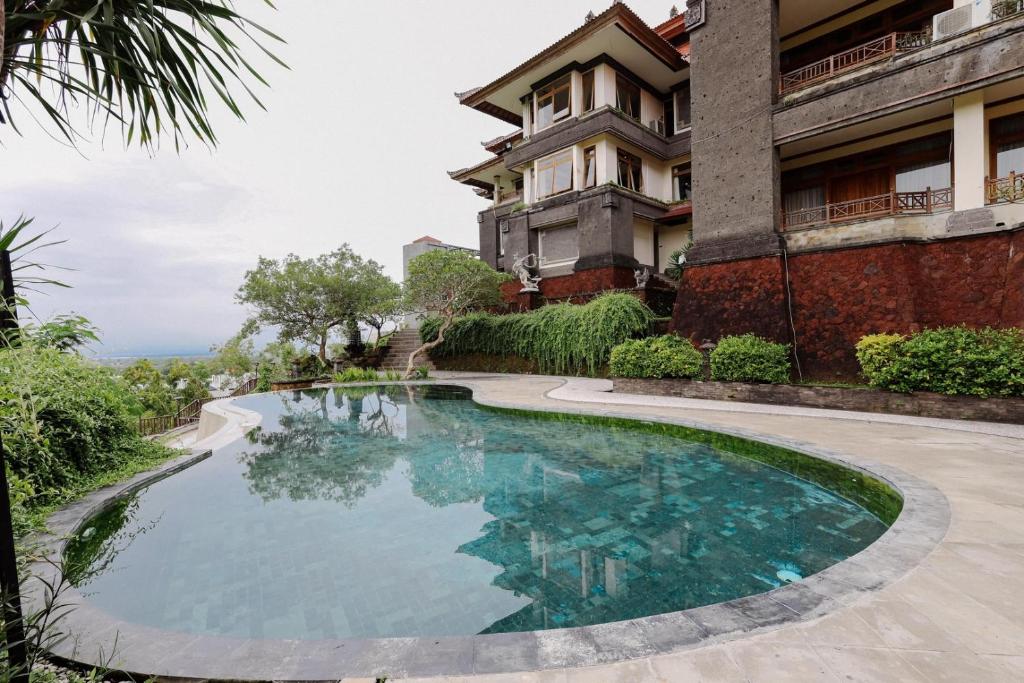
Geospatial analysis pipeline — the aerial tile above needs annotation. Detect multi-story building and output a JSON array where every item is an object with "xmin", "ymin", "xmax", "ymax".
[{"xmin": 453, "ymin": 1, "xmax": 1024, "ymax": 377}]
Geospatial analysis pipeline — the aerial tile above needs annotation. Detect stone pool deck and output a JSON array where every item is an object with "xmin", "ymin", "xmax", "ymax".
[{"xmin": 382, "ymin": 372, "xmax": 1024, "ymax": 683}]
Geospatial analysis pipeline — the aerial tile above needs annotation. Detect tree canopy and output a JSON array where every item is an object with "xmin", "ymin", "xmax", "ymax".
[
  {"xmin": 1, "ymin": 0, "xmax": 284, "ymax": 148},
  {"xmin": 235, "ymin": 245, "xmax": 398, "ymax": 363},
  {"xmin": 402, "ymin": 249, "xmax": 508, "ymax": 377}
]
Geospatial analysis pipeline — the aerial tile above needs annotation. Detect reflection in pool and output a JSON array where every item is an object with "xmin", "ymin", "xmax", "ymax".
[{"xmin": 65, "ymin": 385, "xmax": 890, "ymax": 640}]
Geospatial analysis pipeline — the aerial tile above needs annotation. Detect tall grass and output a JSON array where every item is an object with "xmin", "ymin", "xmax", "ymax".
[{"xmin": 420, "ymin": 293, "xmax": 653, "ymax": 376}]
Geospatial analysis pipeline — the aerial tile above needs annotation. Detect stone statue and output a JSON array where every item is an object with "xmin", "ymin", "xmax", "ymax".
[
  {"xmin": 511, "ymin": 253, "xmax": 542, "ymax": 293},
  {"xmin": 634, "ymin": 266, "xmax": 651, "ymax": 289}
]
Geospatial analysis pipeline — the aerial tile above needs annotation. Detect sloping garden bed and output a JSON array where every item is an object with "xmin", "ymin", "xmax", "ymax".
[{"xmin": 611, "ymin": 378, "xmax": 1024, "ymax": 424}]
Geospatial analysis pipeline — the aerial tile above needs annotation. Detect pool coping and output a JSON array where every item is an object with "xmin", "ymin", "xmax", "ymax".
[{"xmin": 26, "ymin": 379, "xmax": 951, "ymax": 681}]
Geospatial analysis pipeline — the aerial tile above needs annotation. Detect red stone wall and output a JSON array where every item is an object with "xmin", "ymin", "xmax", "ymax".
[
  {"xmin": 672, "ymin": 255, "xmax": 790, "ymax": 345},
  {"xmin": 501, "ymin": 267, "xmax": 638, "ymax": 304},
  {"xmin": 671, "ymin": 230, "xmax": 1024, "ymax": 380}
]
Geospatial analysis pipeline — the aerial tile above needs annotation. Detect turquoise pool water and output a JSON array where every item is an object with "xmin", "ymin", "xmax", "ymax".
[{"xmin": 66, "ymin": 385, "xmax": 889, "ymax": 640}]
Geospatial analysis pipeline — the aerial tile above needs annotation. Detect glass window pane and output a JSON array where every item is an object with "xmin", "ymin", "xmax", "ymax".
[
  {"xmin": 554, "ymin": 159, "xmax": 572, "ymax": 193},
  {"xmin": 537, "ymin": 166, "xmax": 554, "ymax": 197},
  {"xmin": 541, "ymin": 225, "xmax": 578, "ymax": 264},
  {"xmin": 554, "ymin": 87, "xmax": 570, "ymax": 118},
  {"xmin": 674, "ymin": 85, "xmax": 690, "ymax": 131},
  {"xmin": 997, "ymin": 141, "xmax": 1024, "ymax": 177},
  {"xmin": 582, "ymin": 71, "xmax": 595, "ymax": 112},
  {"xmin": 616, "ymin": 76, "xmax": 641, "ymax": 121},
  {"xmin": 895, "ymin": 161, "xmax": 950, "ymax": 193},
  {"xmin": 537, "ymin": 99, "xmax": 553, "ymax": 129}
]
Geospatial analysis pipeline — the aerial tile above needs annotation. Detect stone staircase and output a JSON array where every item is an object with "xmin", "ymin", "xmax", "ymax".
[{"xmin": 379, "ymin": 328, "xmax": 436, "ymax": 371}]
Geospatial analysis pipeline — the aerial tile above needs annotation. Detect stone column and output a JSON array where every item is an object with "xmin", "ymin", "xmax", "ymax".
[
  {"xmin": 686, "ymin": 0, "xmax": 781, "ymax": 263},
  {"xmin": 953, "ymin": 91, "xmax": 987, "ymax": 211}
]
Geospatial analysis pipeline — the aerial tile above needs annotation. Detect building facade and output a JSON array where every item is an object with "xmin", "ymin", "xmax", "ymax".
[{"xmin": 453, "ymin": 1, "xmax": 1024, "ymax": 377}]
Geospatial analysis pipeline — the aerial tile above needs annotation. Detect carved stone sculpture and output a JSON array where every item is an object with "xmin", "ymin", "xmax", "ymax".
[
  {"xmin": 634, "ymin": 266, "xmax": 651, "ymax": 289},
  {"xmin": 511, "ymin": 253, "xmax": 542, "ymax": 293}
]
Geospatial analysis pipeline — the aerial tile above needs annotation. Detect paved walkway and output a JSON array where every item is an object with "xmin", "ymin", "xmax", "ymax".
[{"xmin": 385, "ymin": 373, "xmax": 1024, "ymax": 683}]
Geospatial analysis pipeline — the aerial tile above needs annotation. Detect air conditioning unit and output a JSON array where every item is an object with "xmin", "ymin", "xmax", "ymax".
[
  {"xmin": 933, "ymin": 0, "xmax": 992, "ymax": 40},
  {"xmin": 648, "ymin": 118, "xmax": 666, "ymax": 135}
]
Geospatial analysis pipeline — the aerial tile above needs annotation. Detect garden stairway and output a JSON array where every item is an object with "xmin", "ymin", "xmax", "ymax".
[{"xmin": 379, "ymin": 328, "xmax": 436, "ymax": 372}]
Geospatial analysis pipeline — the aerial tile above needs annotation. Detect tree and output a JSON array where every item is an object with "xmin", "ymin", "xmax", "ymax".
[
  {"xmin": 402, "ymin": 250, "xmax": 509, "ymax": 378},
  {"xmin": 359, "ymin": 272, "xmax": 403, "ymax": 343},
  {"xmin": 208, "ymin": 335, "xmax": 256, "ymax": 377},
  {"xmin": 1, "ymin": 0, "xmax": 283, "ymax": 148},
  {"xmin": 236, "ymin": 246, "xmax": 391, "ymax": 364}
]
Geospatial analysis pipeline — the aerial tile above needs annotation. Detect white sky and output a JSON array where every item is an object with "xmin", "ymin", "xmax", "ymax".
[{"xmin": 0, "ymin": 0, "xmax": 674, "ymax": 357}]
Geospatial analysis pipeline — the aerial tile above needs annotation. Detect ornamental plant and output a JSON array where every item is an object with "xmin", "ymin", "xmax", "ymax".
[
  {"xmin": 710, "ymin": 334, "xmax": 791, "ymax": 384},
  {"xmin": 855, "ymin": 334, "xmax": 905, "ymax": 385},
  {"xmin": 609, "ymin": 335, "xmax": 703, "ymax": 379},
  {"xmin": 420, "ymin": 293, "xmax": 654, "ymax": 376},
  {"xmin": 856, "ymin": 326, "xmax": 1024, "ymax": 397}
]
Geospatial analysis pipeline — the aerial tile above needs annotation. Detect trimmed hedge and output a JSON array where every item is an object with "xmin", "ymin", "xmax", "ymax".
[
  {"xmin": 856, "ymin": 326, "xmax": 1024, "ymax": 397},
  {"xmin": 710, "ymin": 334, "xmax": 791, "ymax": 384},
  {"xmin": 609, "ymin": 335, "xmax": 703, "ymax": 379},
  {"xmin": 420, "ymin": 293, "xmax": 653, "ymax": 376}
]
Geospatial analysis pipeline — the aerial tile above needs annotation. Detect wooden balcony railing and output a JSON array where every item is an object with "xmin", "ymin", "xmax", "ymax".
[
  {"xmin": 780, "ymin": 30, "xmax": 931, "ymax": 94},
  {"xmin": 992, "ymin": 0, "xmax": 1024, "ymax": 20},
  {"xmin": 986, "ymin": 172, "xmax": 1024, "ymax": 204},
  {"xmin": 496, "ymin": 189, "xmax": 523, "ymax": 207},
  {"xmin": 782, "ymin": 187, "xmax": 953, "ymax": 229}
]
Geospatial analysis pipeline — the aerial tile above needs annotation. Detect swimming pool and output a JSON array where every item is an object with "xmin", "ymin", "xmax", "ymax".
[{"xmin": 65, "ymin": 384, "xmax": 893, "ymax": 641}]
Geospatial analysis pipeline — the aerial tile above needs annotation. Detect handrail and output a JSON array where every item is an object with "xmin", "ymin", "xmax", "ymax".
[
  {"xmin": 986, "ymin": 172, "xmax": 1024, "ymax": 203},
  {"xmin": 782, "ymin": 187, "xmax": 952, "ymax": 229},
  {"xmin": 992, "ymin": 0, "xmax": 1024, "ymax": 20},
  {"xmin": 780, "ymin": 30, "xmax": 931, "ymax": 94},
  {"xmin": 138, "ymin": 369, "xmax": 259, "ymax": 437}
]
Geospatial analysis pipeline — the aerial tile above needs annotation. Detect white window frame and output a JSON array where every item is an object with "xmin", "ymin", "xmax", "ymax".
[
  {"xmin": 534, "ymin": 75, "xmax": 572, "ymax": 132},
  {"xmin": 538, "ymin": 224, "xmax": 579, "ymax": 268},
  {"xmin": 535, "ymin": 149, "xmax": 575, "ymax": 199}
]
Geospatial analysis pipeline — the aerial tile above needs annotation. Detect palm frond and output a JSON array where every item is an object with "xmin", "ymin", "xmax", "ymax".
[{"xmin": 2, "ymin": 0, "xmax": 285, "ymax": 148}]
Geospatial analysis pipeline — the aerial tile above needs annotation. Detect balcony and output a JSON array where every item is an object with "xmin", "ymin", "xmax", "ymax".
[
  {"xmin": 782, "ymin": 187, "xmax": 953, "ymax": 229},
  {"xmin": 993, "ymin": 0, "xmax": 1024, "ymax": 20},
  {"xmin": 495, "ymin": 189, "xmax": 524, "ymax": 207},
  {"xmin": 986, "ymin": 172, "xmax": 1024, "ymax": 204},
  {"xmin": 779, "ymin": 30, "xmax": 931, "ymax": 95}
]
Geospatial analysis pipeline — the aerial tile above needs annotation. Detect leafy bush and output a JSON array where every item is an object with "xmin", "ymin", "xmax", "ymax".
[
  {"xmin": 421, "ymin": 293, "xmax": 653, "ymax": 376},
  {"xmin": 710, "ymin": 334, "xmax": 791, "ymax": 384},
  {"xmin": 609, "ymin": 335, "xmax": 703, "ymax": 379},
  {"xmin": 857, "ymin": 326, "xmax": 1024, "ymax": 397},
  {"xmin": 0, "ymin": 347, "xmax": 174, "ymax": 535},
  {"xmin": 855, "ymin": 334, "xmax": 905, "ymax": 385},
  {"xmin": 333, "ymin": 368, "xmax": 403, "ymax": 383}
]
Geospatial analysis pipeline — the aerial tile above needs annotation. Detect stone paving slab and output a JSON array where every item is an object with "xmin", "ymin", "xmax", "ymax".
[{"xmin": 32, "ymin": 373, "xmax": 1023, "ymax": 682}]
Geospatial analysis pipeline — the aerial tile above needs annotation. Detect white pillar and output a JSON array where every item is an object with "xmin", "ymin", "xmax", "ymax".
[
  {"xmin": 570, "ymin": 71, "xmax": 584, "ymax": 118},
  {"xmin": 953, "ymin": 90, "xmax": 986, "ymax": 210}
]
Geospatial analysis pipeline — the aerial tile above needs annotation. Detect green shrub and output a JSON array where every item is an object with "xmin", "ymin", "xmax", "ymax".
[
  {"xmin": 0, "ymin": 347, "xmax": 174, "ymax": 535},
  {"xmin": 609, "ymin": 335, "xmax": 703, "ymax": 379},
  {"xmin": 858, "ymin": 326, "xmax": 1024, "ymax": 397},
  {"xmin": 710, "ymin": 334, "xmax": 791, "ymax": 384},
  {"xmin": 420, "ymin": 293, "xmax": 653, "ymax": 376},
  {"xmin": 333, "ymin": 367, "xmax": 382, "ymax": 383},
  {"xmin": 855, "ymin": 334, "xmax": 905, "ymax": 385}
]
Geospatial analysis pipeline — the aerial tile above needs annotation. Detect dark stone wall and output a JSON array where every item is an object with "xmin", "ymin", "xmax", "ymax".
[
  {"xmin": 688, "ymin": 0, "xmax": 780, "ymax": 257},
  {"xmin": 670, "ymin": 229, "xmax": 1024, "ymax": 380}
]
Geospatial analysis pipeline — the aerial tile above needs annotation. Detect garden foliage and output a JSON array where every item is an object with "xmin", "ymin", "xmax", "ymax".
[
  {"xmin": 609, "ymin": 335, "xmax": 703, "ymax": 379},
  {"xmin": 419, "ymin": 294, "xmax": 651, "ymax": 376},
  {"xmin": 0, "ymin": 346, "xmax": 173, "ymax": 536},
  {"xmin": 420, "ymin": 293, "xmax": 654, "ymax": 376},
  {"xmin": 709, "ymin": 334, "xmax": 791, "ymax": 384},
  {"xmin": 856, "ymin": 326, "xmax": 1024, "ymax": 397}
]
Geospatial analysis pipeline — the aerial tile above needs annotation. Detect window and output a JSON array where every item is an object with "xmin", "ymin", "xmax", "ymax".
[
  {"xmin": 895, "ymin": 160, "xmax": 950, "ymax": 193},
  {"xmin": 536, "ymin": 75, "xmax": 571, "ymax": 130},
  {"xmin": 582, "ymin": 70, "xmax": 595, "ymax": 113},
  {"xmin": 615, "ymin": 74, "xmax": 641, "ymax": 121},
  {"xmin": 993, "ymin": 113, "xmax": 1024, "ymax": 176},
  {"xmin": 583, "ymin": 146, "xmax": 597, "ymax": 188},
  {"xmin": 617, "ymin": 149, "xmax": 643, "ymax": 193},
  {"xmin": 499, "ymin": 223, "xmax": 508, "ymax": 257},
  {"xmin": 673, "ymin": 83, "xmax": 691, "ymax": 133},
  {"xmin": 536, "ymin": 149, "xmax": 574, "ymax": 198},
  {"xmin": 783, "ymin": 186, "xmax": 827, "ymax": 224},
  {"xmin": 672, "ymin": 163, "xmax": 692, "ymax": 201},
  {"xmin": 539, "ymin": 224, "xmax": 579, "ymax": 267}
]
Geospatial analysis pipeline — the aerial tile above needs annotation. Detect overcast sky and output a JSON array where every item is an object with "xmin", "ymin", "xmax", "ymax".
[{"xmin": 0, "ymin": 0, "xmax": 674, "ymax": 357}]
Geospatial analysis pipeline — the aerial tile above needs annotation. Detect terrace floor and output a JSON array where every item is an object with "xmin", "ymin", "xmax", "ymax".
[{"xmin": 381, "ymin": 372, "xmax": 1024, "ymax": 683}]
